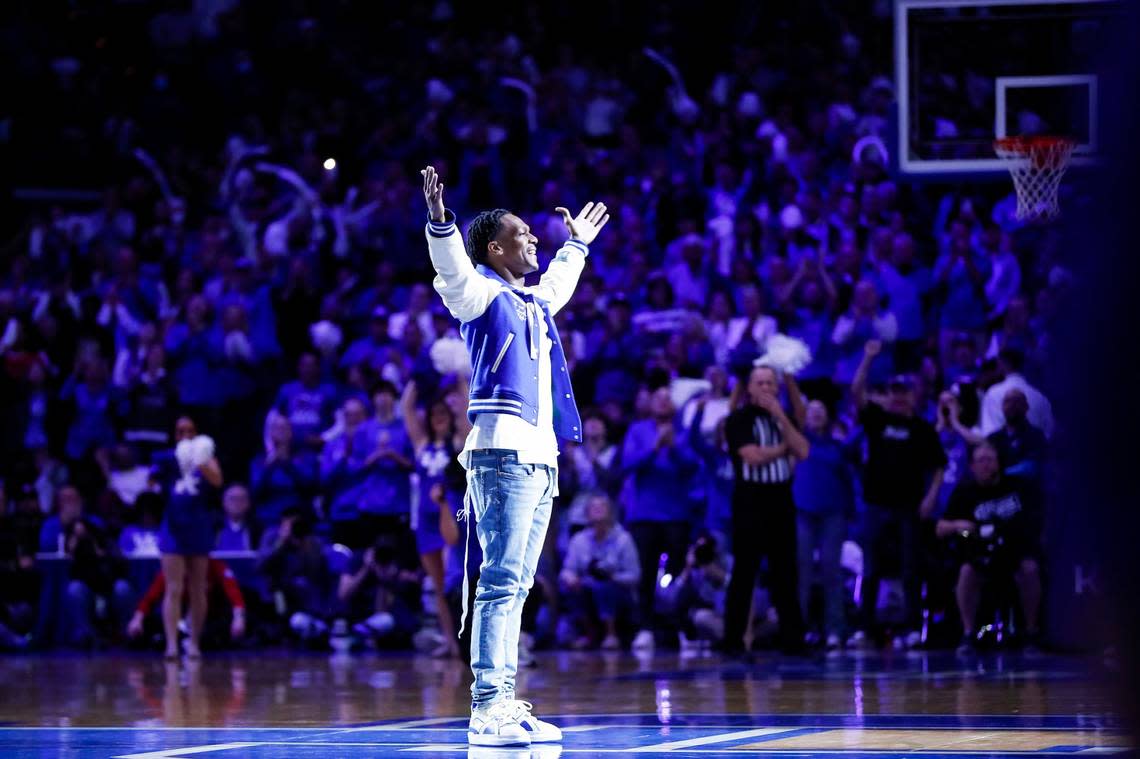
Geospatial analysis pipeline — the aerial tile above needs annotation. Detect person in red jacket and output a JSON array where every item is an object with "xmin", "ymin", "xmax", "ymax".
[{"xmin": 126, "ymin": 558, "xmax": 246, "ymax": 648}]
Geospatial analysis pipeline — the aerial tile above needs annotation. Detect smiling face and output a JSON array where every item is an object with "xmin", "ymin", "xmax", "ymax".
[{"xmin": 490, "ymin": 214, "xmax": 539, "ymax": 279}]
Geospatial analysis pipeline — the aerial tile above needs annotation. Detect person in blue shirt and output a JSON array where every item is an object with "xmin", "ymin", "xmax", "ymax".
[
  {"xmin": 152, "ymin": 416, "xmax": 224, "ymax": 660},
  {"xmin": 793, "ymin": 400, "xmax": 856, "ymax": 650},
  {"xmin": 319, "ymin": 398, "xmax": 373, "ymax": 549},
  {"xmin": 215, "ymin": 484, "xmax": 262, "ymax": 553},
  {"xmin": 782, "ymin": 258, "xmax": 841, "ymax": 411},
  {"xmin": 60, "ymin": 356, "xmax": 123, "ymax": 464},
  {"xmin": 872, "ymin": 232, "xmax": 934, "ymax": 372},
  {"xmin": 249, "ymin": 413, "xmax": 317, "ymax": 529},
  {"xmin": 274, "ymin": 352, "xmax": 338, "ymax": 453},
  {"xmin": 934, "ymin": 220, "xmax": 991, "ymax": 359},
  {"xmin": 621, "ymin": 386, "xmax": 703, "ymax": 651},
  {"xmin": 357, "ymin": 381, "xmax": 415, "ymax": 546},
  {"xmin": 584, "ymin": 293, "xmax": 643, "ymax": 408},
  {"xmin": 686, "ymin": 399, "xmax": 734, "ymax": 545},
  {"xmin": 165, "ymin": 295, "xmax": 224, "ymax": 426},
  {"xmin": 340, "ymin": 307, "xmax": 393, "ymax": 374},
  {"xmin": 39, "ymin": 484, "xmax": 100, "ymax": 553}
]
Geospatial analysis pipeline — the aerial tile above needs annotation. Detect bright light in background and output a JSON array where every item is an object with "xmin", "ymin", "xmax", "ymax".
[
  {"xmin": 659, "ymin": 573, "xmax": 673, "ymax": 589},
  {"xmin": 323, "ymin": 158, "xmax": 336, "ymax": 171}
]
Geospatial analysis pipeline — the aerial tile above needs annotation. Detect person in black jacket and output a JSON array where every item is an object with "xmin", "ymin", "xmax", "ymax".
[{"xmin": 937, "ymin": 441, "xmax": 1044, "ymax": 653}]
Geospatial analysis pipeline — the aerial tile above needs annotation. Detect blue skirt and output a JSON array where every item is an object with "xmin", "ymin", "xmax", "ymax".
[
  {"xmin": 415, "ymin": 509, "xmax": 446, "ymax": 555},
  {"xmin": 158, "ymin": 509, "xmax": 215, "ymax": 556}
]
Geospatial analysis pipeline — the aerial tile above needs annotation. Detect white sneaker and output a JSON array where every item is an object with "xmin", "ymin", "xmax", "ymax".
[
  {"xmin": 506, "ymin": 699, "xmax": 562, "ymax": 743},
  {"xmin": 631, "ymin": 629, "xmax": 654, "ymax": 651},
  {"xmin": 601, "ymin": 634, "xmax": 620, "ymax": 650},
  {"xmin": 469, "ymin": 701, "xmax": 531, "ymax": 746}
]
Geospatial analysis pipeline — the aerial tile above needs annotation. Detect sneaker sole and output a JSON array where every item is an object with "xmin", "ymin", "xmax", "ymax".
[{"xmin": 468, "ymin": 732, "xmax": 531, "ymax": 747}]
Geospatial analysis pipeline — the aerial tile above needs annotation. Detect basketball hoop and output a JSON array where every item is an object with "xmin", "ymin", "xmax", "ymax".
[{"xmin": 993, "ymin": 136, "xmax": 1076, "ymax": 220}]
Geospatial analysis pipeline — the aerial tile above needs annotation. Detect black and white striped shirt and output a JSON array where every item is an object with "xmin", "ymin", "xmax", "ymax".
[{"xmin": 725, "ymin": 405, "xmax": 794, "ymax": 485}]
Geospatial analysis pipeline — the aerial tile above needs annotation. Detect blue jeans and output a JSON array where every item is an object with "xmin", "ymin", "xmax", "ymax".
[
  {"xmin": 564, "ymin": 579, "xmax": 637, "ymax": 628},
  {"xmin": 466, "ymin": 449, "xmax": 555, "ymax": 709},
  {"xmin": 796, "ymin": 511, "xmax": 847, "ymax": 637}
]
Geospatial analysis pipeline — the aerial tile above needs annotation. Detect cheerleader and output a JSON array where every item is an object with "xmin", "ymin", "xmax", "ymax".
[{"xmin": 151, "ymin": 416, "xmax": 223, "ymax": 659}]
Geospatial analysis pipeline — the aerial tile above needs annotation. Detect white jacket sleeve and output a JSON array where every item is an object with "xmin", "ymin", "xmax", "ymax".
[
  {"xmin": 425, "ymin": 210, "xmax": 500, "ymax": 324},
  {"xmin": 527, "ymin": 239, "xmax": 589, "ymax": 317},
  {"xmin": 979, "ymin": 385, "xmax": 1004, "ymax": 437}
]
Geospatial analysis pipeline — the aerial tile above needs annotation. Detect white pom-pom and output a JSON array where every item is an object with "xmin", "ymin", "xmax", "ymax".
[
  {"xmin": 430, "ymin": 336, "xmax": 472, "ymax": 376},
  {"xmin": 191, "ymin": 435, "xmax": 215, "ymax": 466},
  {"xmin": 175, "ymin": 439, "xmax": 196, "ymax": 475},
  {"xmin": 670, "ymin": 378, "xmax": 711, "ymax": 410},
  {"xmin": 754, "ymin": 333, "xmax": 813, "ymax": 376},
  {"xmin": 309, "ymin": 320, "xmax": 343, "ymax": 355}
]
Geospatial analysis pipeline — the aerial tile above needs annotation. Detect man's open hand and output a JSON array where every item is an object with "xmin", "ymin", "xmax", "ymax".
[
  {"xmin": 555, "ymin": 202, "xmax": 610, "ymax": 245},
  {"xmin": 421, "ymin": 166, "xmax": 445, "ymax": 222}
]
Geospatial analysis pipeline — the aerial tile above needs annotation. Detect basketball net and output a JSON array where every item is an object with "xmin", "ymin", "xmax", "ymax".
[{"xmin": 993, "ymin": 136, "xmax": 1076, "ymax": 220}]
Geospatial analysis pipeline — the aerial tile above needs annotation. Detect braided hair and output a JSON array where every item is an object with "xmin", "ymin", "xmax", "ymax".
[{"xmin": 465, "ymin": 208, "xmax": 511, "ymax": 266}]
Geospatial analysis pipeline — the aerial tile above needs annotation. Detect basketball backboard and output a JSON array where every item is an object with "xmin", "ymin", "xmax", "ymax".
[{"xmin": 895, "ymin": 0, "xmax": 1122, "ymax": 177}]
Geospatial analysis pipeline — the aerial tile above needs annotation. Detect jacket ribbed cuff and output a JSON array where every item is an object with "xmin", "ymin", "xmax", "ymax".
[
  {"xmin": 427, "ymin": 208, "xmax": 457, "ymax": 237},
  {"xmin": 564, "ymin": 238, "xmax": 589, "ymax": 257}
]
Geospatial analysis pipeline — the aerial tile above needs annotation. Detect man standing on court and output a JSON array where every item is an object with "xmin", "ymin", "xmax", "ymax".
[
  {"xmin": 420, "ymin": 166, "xmax": 609, "ymax": 748},
  {"xmin": 722, "ymin": 365, "xmax": 811, "ymax": 658},
  {"xmin": 851, "ymin": 340, "xmax": 946, "ymax": 650}
]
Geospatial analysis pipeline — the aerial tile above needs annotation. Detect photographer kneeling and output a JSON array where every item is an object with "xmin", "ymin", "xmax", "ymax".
[
  {"xmin": 558, "ymin": 494, "xmax": 641, "ymax": 650},
  {"xmin": 936, "ymin": 441, "xmax": 1043, "ymax": 654}
]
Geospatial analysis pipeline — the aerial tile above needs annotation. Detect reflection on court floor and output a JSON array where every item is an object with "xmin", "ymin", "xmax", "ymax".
[{"xmin": 0, "ymin": 717, "xmax": 1130, "ymax": 757}]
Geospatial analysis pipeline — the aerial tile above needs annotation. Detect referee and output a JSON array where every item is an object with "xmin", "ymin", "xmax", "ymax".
[{"xmin": 722, "ymin": 365, "xmax": 811, "ymax": 658}]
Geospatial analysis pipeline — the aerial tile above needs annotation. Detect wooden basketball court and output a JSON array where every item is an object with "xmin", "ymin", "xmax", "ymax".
[{"xmin": 0, "ymin": 650, "xmax": 1129, "ymax": 757}]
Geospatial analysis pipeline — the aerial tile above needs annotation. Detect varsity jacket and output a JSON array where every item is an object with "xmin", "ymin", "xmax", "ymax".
[{"xmin": 425, "ymin": 209, "xmax": 587, "ymax": 443}]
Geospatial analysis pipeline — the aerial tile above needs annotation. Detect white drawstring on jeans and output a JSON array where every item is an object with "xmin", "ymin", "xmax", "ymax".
[{"xmin": 456, "ymin": 488, "xmax": 472, "ymax": 638}]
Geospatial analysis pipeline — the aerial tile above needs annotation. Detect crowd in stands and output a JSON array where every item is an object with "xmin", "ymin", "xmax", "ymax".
[{"xmin": 0, "ymin": 1, "xmax": 1065, "ymax": 658}]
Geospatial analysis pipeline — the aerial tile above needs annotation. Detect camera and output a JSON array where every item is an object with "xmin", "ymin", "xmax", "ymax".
[{"xmin": 955, "ymin": 523, "xmax": 1006, "ymax": 570}]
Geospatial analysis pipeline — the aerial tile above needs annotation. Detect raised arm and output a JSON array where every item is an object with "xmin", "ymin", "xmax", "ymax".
[
  {"xmin": 851, "ymin": 339, "xmax": 881, "ymax": 409},
  {"xmin": 776, "ymin": 259, "xmax": 808, "ymax": 308},
  {"xmin": 421, "ymin": 166, "xmax": 499, "ymax": 323},
  {"xmin": 400, "ymin": 380, "xmax": 428, "ymax": 451},
  {"xmin": 784, "ymin": 374, "xmax": 808, "ymax": 430},
  {"xmin": 529, "ymin": 202, "xmax": 609, "ymax": 316}
]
